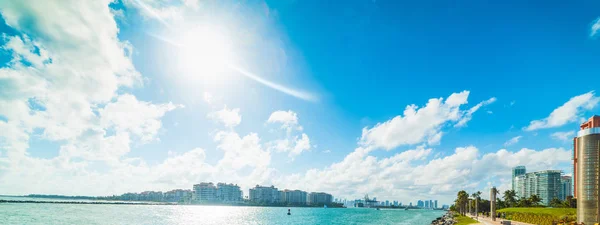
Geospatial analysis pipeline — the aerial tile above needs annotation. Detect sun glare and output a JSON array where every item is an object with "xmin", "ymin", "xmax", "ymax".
[{"xmin": 177, "ymin": 25, "xmax": 235, "ymax": 81}]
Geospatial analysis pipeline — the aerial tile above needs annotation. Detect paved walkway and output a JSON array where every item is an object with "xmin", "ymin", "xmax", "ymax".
[{"xmin": 468, "ymin": 215, "xmax": 535, "ymax": 225}]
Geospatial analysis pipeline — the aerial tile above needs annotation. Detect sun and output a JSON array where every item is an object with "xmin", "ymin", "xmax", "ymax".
[{"xmin": 176, "ymin": 25, "xmax": 235, "ymax": 81}]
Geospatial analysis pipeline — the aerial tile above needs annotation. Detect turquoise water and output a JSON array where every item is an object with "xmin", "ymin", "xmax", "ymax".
[{"xmin": 0, "ymin": 199, "xmax": 444, "ymax": 225}]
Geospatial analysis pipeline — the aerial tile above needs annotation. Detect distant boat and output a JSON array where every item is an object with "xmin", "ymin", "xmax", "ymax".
[
  {"xmin": 376, "ymin": 207, "xmax": 380, "ymax": 210},
  {"xmin": 324, "ymin": 205, "xmax": 327, "ymax": 209},
  {"xmin": 404, "ymin": 207, "xmax": 408, "ymax": 211}
]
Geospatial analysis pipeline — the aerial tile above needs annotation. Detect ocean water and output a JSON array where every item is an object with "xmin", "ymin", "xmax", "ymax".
[{"xmin": 0, "ymin": 199, "xmax": 445, "ymax": 225}]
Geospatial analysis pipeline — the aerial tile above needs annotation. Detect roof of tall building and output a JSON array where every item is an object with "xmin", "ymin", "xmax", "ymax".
[{"xmin": 580, "ymin": 115, "xmax": 600, "ymax": 130}]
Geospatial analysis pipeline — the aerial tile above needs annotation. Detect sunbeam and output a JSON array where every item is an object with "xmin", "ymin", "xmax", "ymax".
[{"xmin": 149, "ymin": 29, "xmax": 318, "ymax": 102}]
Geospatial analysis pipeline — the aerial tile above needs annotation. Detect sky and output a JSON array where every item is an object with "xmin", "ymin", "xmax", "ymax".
[{"xmin": 0, "ymin": 0, "xmax": 600, "ymax": 205}]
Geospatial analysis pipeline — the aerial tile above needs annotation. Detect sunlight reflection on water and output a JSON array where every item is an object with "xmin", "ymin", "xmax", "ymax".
[{"xmin": 0, "ymin": 201, "xmax": 445, "ymax": 225}]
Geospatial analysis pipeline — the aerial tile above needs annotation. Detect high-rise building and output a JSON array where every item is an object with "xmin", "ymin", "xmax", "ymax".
[
  {"xmin": 559, "ymin": 176, "xmax": 573, "ymax": 201},
  {"xmin": 417, "ymin": 200, "xmax": 424, "ymax": 208},
  {"xmin": 424, "ymin": 200, "xmax": 429, "ymax": 208},
  {"xmin": 512, "ymin": 166, "xmax": 526, "ymax": 191},
  {"xmin": 429, "ymin": 200, "xmax": 433, "ymax": 209},
  {"xmin": 280, "ymin": 189, "xmax": 308, "ymax": 205},
  {"xmin": 216, "ymin": 183, "xmax": 242, "ymax": 202},
  {"xmin": 249, "ymin": 185, "xmax": 280, "ymax": 204},
  {"xmin": 574, "ymin": 115, "xmax": 600, "ymax": 224},
  {"xmin": 513, "ymin": 169, "xmax": 562, "ymax": 206},
  {"xmin": 193, "ymin": 182, "xmax": 217, "ymax": 202},
  {"xmin": 514, "ymin": 175, "xmax": 526, "ymax": 198},
  {"xmin": 385, "ymin": 200, "xmax": 389, "ymax": 206},
  {"xmin": 307, "ymin": 192, "xmax": 333, "ymax": 206},
  {"xmin": 434, "ymin": 200, "xmax": 438, "ymax": 209}
]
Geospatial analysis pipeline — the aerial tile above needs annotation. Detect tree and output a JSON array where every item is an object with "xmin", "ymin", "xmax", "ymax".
[
  {"xmin": 456, "ymin": 190, "xmax": 469, "ymax": 215},
  {"xmin": 517, "ymin": 197, "xmax": 531, "ymax": 207},
  {"xmin": 471, "ymin": 191, "xmax": 481, "ymax": 215},
  {"xmin": 449, "ymin": 204, "xmax": 457, "ymax": 212},
  {"xmin": 478, "ymin": 199, "xmax": 491, "ymax": 213},
  {"xmin": 565, "ymin": 196, "xmax": 576, "ymax": 208},
  {"xmin": 549, "ymin": 198, "xmax": 563, "ymax": 208},
  {"xmin": 529, "ymin": 194, "xmax": 542, "ymax": 207},
  {"xmin": 496, "ymin": 198, "xmax": 506, "ymax": 209},
  {"xmin": 503, "ymin": 190, "xmax": 518, "ymax": 207}
]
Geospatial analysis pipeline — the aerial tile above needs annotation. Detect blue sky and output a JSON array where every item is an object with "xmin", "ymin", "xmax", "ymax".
[{"xmin": 0, "ymin": 0, "xmax": 599, "ymax": 205}]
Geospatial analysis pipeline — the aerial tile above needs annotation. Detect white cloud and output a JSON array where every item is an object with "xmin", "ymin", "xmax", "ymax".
[
  {"xmin": 551, "ymin": 131, "xmax": 575, "ymax": 141},
  {"xmin": 266, "ymin": 110, "xmax": 311, "ymax": 158},
  {"xmin": 323, "ymin": 149, "xmax": 331, "ymax": 153},
  {"xmin": 275, "ymin": 145, "xmax": 571, "ymax": 203},
  {"xmin": 525, "ymin": 91, "xmax": 599, "ymax": 131},
  {"xmin": 0, "ymin": 0, "xmax": 182, "ymax": 195},
  {"xmin": 455, "ymin": 97, "xmax": 496, "ymax": 128},
  {"xmin": 122, "ymin": 0, "xmax": 185, "ymax": 25},
  {"xmin": 100, "ymin": 94, "xmax": 182, "ymax": 142},
  {"xmin": 214, "ymin": 131, "xmax": 270, "ymax": 170},
  {"xmin": 591, "ymin": 17, "xmax": 600, "ymax": 37},
  {"xmin": 268, "ymin": 134, "xmax": 311, "ymax": 158},
  {"xmin": 153, "ymin": 148, "xmax": 215, "ymax": 186},
  {"xmin": 58, "ymin": 129, "xmax": 131, "ymax": 162},
  {"xmin": 0, "ymin": 0, "xmax": 149, "ymax": 151},
  {"xmin": 207, "ymin": 106, "xmax": 242, "ymax": 128},
  {"xmin": 267, "ymin": 110, "xmax": 301, "ymax": 131},
  {"xmin": 360, "ymin": 91, "xmax": 495, "ymax": 150},
  {"xmin": 503, "ymin": 136, "xmax": 522, "ymax": 147}
]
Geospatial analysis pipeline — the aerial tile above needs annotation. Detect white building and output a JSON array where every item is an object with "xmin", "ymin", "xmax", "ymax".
[
  {"xmin": 513, "ymin": 170, "xmax": 562, "ymax": 205},
  {"xmin": 193, "ymin": 182, "xmax": 217, "ymax": 202},
  {"xmin": 216, "ymin": 183, "xmax": 242, "ymax": 202},
  {"xmin": 249, "ymin": 185, "xmax": 280, "ymax": 204},
  {"xmin": 164, "ymin": 189, "xmax": 192, "ymax": 203},
  {"xmin": 280, "ymin": 189, "xmax": 307, "ymax": 205}
]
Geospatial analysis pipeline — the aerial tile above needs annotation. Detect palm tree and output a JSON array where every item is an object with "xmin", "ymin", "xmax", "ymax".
[
  {"xmin": 517, "ymin": 197, "xmax": 531, "ymax": 207},
  {"xmin": 529, "ymin": 194, "xmax": 542, "ymax": 207},
  {"xmin": 503, "ymin": 190, "xmax": 517, "ymax": 207},
  {"xmin": 471, "ymin": 191, "xmax": 481, "ymax": 216},
  {"xmin": 456, "ymin": 190, "xmax": 469, "ymax": 215},
  {"xmin": 564, "ymin": 196, "xmax": 574, "ymax": 208},
  {"xmin": 496, "ymin": 198, "xmax": 506, "ymax": 209}
]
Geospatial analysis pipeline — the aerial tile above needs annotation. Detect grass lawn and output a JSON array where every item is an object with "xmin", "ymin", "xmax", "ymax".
[{"xmin": 454, "ymin": 215, "xmax": 479, "ymax": 225}]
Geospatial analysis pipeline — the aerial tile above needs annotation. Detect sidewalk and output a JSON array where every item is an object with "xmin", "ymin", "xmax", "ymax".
[{"xmin": 469, "ymin": 215, "xmax": 535, "ymax": 225}]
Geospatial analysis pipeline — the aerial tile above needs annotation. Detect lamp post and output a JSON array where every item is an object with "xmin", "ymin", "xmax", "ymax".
[
  {"xmin": 468, "ymin": 199, "xmax": 471, "ymax": 216},
  {"xmin": 491, "ymin": 186, "xmax": 497, "ymax": 221},
  {"xmin": 475, "ymin": 196, "xmax": 478, "ymax": 219}
]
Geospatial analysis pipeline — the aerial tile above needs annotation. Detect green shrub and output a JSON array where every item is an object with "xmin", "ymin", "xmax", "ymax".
[{"xmin": 498, "ymin": 208, "xmax": 577, "ymax": 225}]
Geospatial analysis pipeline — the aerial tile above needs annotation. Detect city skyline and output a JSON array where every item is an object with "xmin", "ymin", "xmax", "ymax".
[{"xmin": 2, "ymin": 0, "xmax": 600, "ymax": 205}]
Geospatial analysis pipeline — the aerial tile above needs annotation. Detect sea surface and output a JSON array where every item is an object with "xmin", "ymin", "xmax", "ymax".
[{"xmin": 0, "ymin": 197, "xmax": 445, "ymax": 225}]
